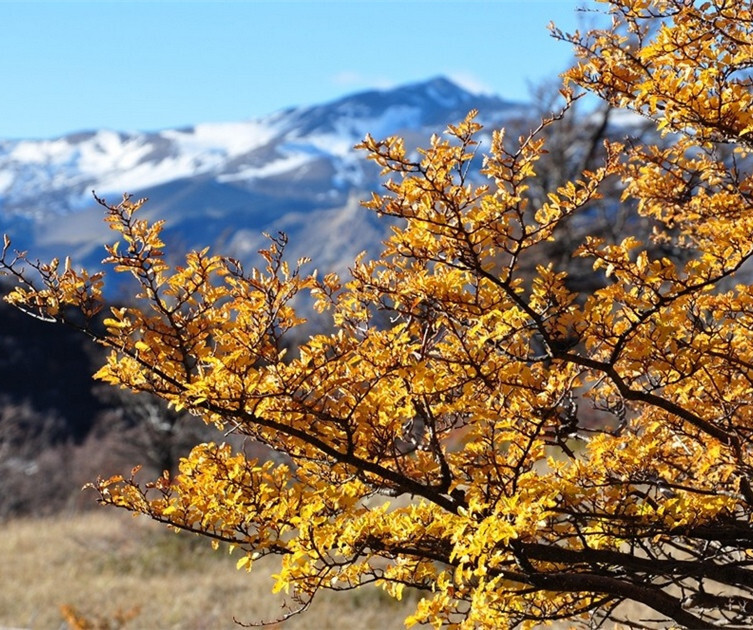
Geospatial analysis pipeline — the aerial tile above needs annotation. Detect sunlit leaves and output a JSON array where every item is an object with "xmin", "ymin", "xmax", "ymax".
[
  {"xmin": 6, "ymin": 1, "xmax": 753, "ymax": 627},
  {"xmin": 564, "ymin": 0, "xmax": 753, "ymax": 144}
]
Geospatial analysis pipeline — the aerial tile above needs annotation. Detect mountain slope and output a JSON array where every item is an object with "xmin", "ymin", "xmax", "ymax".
[{"xmin": 0, "ymin": 77, "xmax": 524, "ymax": 275}]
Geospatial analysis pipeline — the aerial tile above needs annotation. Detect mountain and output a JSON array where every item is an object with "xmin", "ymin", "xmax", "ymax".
[{"xmin": 0, "ymin": 77, "xmax": 525, "ymax": 279}]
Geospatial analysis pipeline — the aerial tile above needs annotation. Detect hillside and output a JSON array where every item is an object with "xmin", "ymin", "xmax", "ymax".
[
  {"xmin": 0, "ymin": 77, "xmax": 640, "ymax": 518},
  {"xmin": 0, "ymin": 77, "xmax": 524, "ymax": 276}
]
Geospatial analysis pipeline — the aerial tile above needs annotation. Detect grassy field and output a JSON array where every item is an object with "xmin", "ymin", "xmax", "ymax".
[{"xmin": 0, "ymin": 509, "xmax": 416, "ymax": 630}]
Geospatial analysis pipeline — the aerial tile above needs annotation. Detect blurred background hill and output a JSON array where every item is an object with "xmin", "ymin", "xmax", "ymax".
[{"xmin": 0, "ymin": 76, "xmax": 651, "ymax": 518}]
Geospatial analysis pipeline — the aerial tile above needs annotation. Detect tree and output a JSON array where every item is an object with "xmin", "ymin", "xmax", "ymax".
[{"xmin": 4, "ymin": 0, "xmax": 753, "ymax": 627}]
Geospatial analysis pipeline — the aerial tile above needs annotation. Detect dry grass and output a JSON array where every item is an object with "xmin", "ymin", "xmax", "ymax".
[
  {"xmin": 0, "ymin": 508, "xmax": 672, "ymax": 630},
  {"xmin": 0, "ymin": 509, "xmax": 416, "ymax": 630}
]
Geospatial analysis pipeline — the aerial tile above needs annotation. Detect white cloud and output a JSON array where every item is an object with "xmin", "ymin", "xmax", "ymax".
[
  {"xmin": 330, "ymin": 71, "xmax": 395, "ymax": 90},
  {"xmin": 331, "ymin": 70, "xmax": 363, "ymax": 86},
  {"xmin": 447, "ymin": 72, "xmax": 495, "ymax": 95}
]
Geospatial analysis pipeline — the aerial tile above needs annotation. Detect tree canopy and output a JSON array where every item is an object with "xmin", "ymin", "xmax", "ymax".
[{"xmin": 4, "ymin": 1, "xmax": 753, "ymax": 627}]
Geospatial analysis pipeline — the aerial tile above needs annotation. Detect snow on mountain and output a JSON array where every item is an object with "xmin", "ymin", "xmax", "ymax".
[{"xmin": 0, "ymin": 77, "xmax": 525, "ymax": 278}]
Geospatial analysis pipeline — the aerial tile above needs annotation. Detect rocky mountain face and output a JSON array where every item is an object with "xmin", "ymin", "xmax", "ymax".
[{"xmin": 0, "ymin": 77, "xmax": 525, "ymax": 278}]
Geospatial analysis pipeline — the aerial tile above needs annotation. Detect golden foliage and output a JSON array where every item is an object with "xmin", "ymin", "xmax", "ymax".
[
  {"xmin": 60, "ymin": 604, "xmax": 140, "ymax": 630},
  {"xmin": 5, "ymin": 1, "xmax": 753, "ymax": 627}
]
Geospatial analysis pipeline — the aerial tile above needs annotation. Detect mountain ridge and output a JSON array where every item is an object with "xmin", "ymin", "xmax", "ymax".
[{"xmin": 0, "ymin": 76, "xmax": 525, "ymax": 277}]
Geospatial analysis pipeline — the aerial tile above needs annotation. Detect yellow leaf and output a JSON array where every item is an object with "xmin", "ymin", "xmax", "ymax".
[{"xmin": 236, "ymin": 555, "xmax": 252, "ymax": 571}]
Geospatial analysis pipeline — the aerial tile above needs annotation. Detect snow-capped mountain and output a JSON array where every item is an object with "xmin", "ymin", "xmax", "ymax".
[{"xmin": 0, "ymin": 77, "xmax": 524, "ymax": 277}]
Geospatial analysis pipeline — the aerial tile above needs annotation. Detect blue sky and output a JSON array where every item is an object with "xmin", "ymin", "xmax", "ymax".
[{"xmin": 1, "ymin": 1, "xmax": 602, "ymax": 140}]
